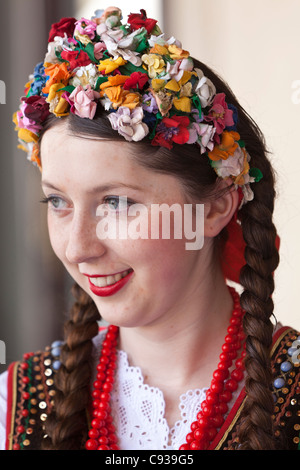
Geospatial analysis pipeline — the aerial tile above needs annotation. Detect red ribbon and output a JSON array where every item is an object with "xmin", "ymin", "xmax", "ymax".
[{"xmin": 221, "ymin": 190, "xmax": 280, "ymax": 284}]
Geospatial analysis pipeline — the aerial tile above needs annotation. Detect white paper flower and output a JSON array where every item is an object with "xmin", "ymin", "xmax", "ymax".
[
  {"xmin": 194, "ymin": 68, "xmax": 216, "ymax": 108},
  {"xmin": 108, "ymin": 106, "xmax": 149, "ymax": 142}
]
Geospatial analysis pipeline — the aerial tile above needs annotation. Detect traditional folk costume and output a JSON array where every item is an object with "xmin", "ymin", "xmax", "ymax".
[
  {"xmin": 1, "ymin": 324, "xmax": 300, "ymax": 450},
  {"xmin": 6, "ymin": 6, "xmax": 299, "ymax": 451}
]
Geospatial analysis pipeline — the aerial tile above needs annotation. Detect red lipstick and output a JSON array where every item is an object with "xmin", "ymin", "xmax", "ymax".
[{"xmin": 87, "ymin": 270, "xmax": 134, "ymax": 297}]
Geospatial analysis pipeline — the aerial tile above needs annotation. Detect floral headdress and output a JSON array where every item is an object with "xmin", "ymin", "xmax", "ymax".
[{"xmin": 13, "ymin": 7, "xmax": 262, "ymax": 205}]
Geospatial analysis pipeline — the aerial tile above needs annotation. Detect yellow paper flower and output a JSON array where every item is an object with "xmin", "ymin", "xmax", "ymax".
[
  {"xmin": 173, "ymin": 96, "xmax": 192, "ymax": 113},
  {"xmin": 151, "ymin": 79, "xmax": 166, "ymax": 92},
  {"xmin": 46, "ymin": 83, "xmax": 69, "ymax": 117},
  {"xmin": 141, "ymin": 54, "xmax": 165, "ymax": 79},
  {"xmin": 168, "ymin": 45, "xmax": 190, "ymax": 60},
  {"xmin": 164, "ymin": 79, "xmax": 180, "ymax": 93},
  {"xmin": 18, "ymin": 128, "xmax": 39, "ymax": 144},
  {"xmin": 149, "ymin": 44, "xmax": 169, "ymax": 56},
  {"xmin": 98, "ymin": 57, "xmax": 127, "ymax": 74}
]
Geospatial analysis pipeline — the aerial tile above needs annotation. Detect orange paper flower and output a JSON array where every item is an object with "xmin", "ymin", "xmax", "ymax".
[
  {"xmin": 208, "ymin": 131, "xmax": 240, "ymax": 161},
  {"xmin": 42, "ymin": 63, "xmax": 72, "ymax": 94}
]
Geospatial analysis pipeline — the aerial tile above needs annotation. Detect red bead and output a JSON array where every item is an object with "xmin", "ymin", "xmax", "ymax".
[
  {"xmin": 110, "ymin": 444, "xmax": 120, "ymax": 450},
  {"xmin": 98, "ymin": 427, "xmax": 108, "ymax": 436},
  {"xmin": 201, "ymin": 402, "xmax": 215, "ymax": 417},
  {"xmin": 103, "ymin": 382, "xmax": 113, "ymax": 393},
  {"xmin": 96, "ymin": 363, "xmax": 107, "ymax": 372},
  {"xmin": 179, "ymin": 444, "xmax": 190, "ymax": 450},
  {"xmin": 217, "ymin": 360, "xmax": 232, "ymax": 370},
  {"xmin": 100, "ymin": 392, "xmax": 110, "ymax": 402},
  {"xmin": 91, "ymin": 418, "xmax": 104, "ymax": 429},
  {"xmin": 21, "ymin": 409, "xmax": 29, "ymax": 417},
  {"xmin": 231, "ymin": 369, "xmax": 244, "ymax": 381},
  {"xmin": 100, "ymin": 356, "xmax": 109, "ymax": 365},
  {"xmin": 235, "ymin": 358, "xmax": 245, "ymax": 369},
  {"xmin": 20, "ymin": 362, "xmax": 29, "ymax": 370},
  {"xmin": 23, "ymin": 352, "xmax": 33, "ymax": 360},
  {"xmin": 219, "ymin": 390, "xmax": 232, "ymax": 403},
  {"xmin": 196, "ymin": 415, "xmax": 210, "ymax": 428},
  {"xmin": 22, "ymin": 392, "xmax": 30, "ymax": 400},
  {"xmin": 193, "ymin": 428, "xmax": 205, "ymax": 441},
  {"xmin": 96, "ymin": 372, "xmax": 106, "ymax": 381},
  {"xmin": 211, "ymin": 414, "xmax": 224, "ymax": 428},
  {"xmin": 97, "ymin": 444, "xmax": 110, "ymax": 450},
  {"xmin": 107, "ymin": 433, "xmax": 118, "ymax": 444},
  {"xmin": 225, "ymin": 334, "xmax": 237, "ymax": 344},
  {"xmin": 92, "ymin": 390, "xmax": 102, "ymax": 399},
  {"xmin": 13, "ymin": 444, "xmax": 21, "ymax": 450},
  {"xmin": 190, "ymin": 440, "xmax": 201, "ymax": 450},
  {"xmin": 98, "ymin": 436, "xmax": 109, "ymax": 445},
  {"xmin": 213, "ymin": 369, "xmax": 229, "ymax": 381},
  {"xmin": 92, "ymin": 399, "xmax": 101, "ymax": 408},
  {"xmin": 93, "ymin": 380, "xmax": 103, "ymax": 390},
  {"xmin": 216, "ymin": 402, "xmax": 228, "ymax": 415},
  {"xmin": 225, "ymin": 379, "xmax": 238, "ymax": 392},
  {"xmin": 207, "ymin": 427, "xmax": 218, "ymax": 440},
  {"xmin": 210, "ymin": 379, "xmax": 224, "ymax": 393},
  {"xmin": 88, "ymin": 429, "xmax": 99, "ymax": 439},
  {"xmin": 22, "ymin": 376, "xmax": 30, "ymax": 384},
  {"xmin": 95, "ymin": 410, "xmax": 108, "ymax": 420},
  {"xmin": 190, "ymin": 421, "xmax": 199, "ymax": 431},
  {"xmin": 16, "ymin": 425, "xmax": 25, "ymax": 434},
  {"xmin": 186, "ymin": 432, "xmax": 194, "ymax": 444},
  {"xmin": 206, "ymin": 391, "xmax": 219, "ymax": 405},
  {"xmin": 227, "ymin": 325, "xmax": 238, "ymax": 335}
]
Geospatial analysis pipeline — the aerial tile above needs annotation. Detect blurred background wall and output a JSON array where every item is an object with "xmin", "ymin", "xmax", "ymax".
[{"xmin": 0, "ymin": 0, "xmax": 299, "ymax": 374}]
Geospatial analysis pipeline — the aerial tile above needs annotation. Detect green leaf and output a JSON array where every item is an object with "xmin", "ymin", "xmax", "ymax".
[
  {"xmin": 95, "ymin": 76, "xmax": 108, "ymax": 90},
  {"xmin": 249, "ymin": 167, "xmax": 263, "ymax": 182}
]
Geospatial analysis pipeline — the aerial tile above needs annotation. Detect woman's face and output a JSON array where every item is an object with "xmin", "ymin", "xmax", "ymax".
[{"xmin": 40, "ymin": 123, "xmax": 213, "ymax": 329}]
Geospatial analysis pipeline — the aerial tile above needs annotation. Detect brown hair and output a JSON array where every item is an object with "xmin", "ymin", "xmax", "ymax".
[{"xmin": 41, "ymin": 59, "xmax": 280, "ymax": 450}]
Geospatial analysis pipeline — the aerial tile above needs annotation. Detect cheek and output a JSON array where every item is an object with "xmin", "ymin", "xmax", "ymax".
[{"xmin": 47, "ymin": 214, "xmax": 67, "ymax": 263}]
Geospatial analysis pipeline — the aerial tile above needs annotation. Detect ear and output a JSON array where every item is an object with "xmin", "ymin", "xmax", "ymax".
[{"xmin": 204, "ymin": 180, "xmax": 239, "ymax": 238}]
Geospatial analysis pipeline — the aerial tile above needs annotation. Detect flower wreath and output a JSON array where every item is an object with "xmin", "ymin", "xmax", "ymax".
[{"xmin": 13, "ymin": 6, "xmax": 263, "ymax": 206}]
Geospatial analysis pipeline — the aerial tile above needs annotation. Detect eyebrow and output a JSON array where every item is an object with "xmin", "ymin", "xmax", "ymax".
[{"xmin": 41, "ymin": 180, "xmax": 144, "ymax": 194}]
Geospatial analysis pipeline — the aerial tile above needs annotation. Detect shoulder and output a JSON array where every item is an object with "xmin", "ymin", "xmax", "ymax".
[
  {"xmin": 270, "ymin": 326, "xmax": 300, "ymax": 449},
  {"xmin": 5, "ymin": 341, "xmax": 63, "ymax": 450}
]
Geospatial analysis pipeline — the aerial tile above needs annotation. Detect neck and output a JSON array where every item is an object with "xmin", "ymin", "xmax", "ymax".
[{"xmin": 118, "ymin": 266, "xmax": 235, "ymax": 391}]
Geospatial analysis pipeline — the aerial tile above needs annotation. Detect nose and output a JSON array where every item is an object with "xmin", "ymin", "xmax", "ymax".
[{"xmin": 65, "ymin": 209, "xmax": 106, "ymax": 264}]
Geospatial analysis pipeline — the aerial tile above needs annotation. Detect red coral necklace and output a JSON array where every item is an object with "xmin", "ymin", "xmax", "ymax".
[{"xmin": 85, "ymin": 287, "xmax": 245, "ymax": 450}]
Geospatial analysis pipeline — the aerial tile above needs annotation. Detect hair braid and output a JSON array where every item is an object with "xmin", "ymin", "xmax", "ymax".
[
  {"xmin": 236, "ymin": 159, "xmax": 280, "ymax": 449},
  {"xmin": 42, "ymin": 283, "xmax": 100, "ymax": 450}
]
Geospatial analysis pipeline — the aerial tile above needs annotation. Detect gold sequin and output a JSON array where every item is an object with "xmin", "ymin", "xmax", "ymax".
[
  {"xmin": 39, "ymin": 401, "xmax": 47, "ymax": 409},
  {"xmin": 44, "ymin": 359, "xmax": 51, "ymax": 366},
  {"xmin": 45, "ymin": 368, "xmax": 52, "ymax": 377},
  {"xmin": 23, "ymin": 439, "xmax": 30, "ymax": 446},
  {"xmin": 294, "ymin": 424, "xmax": 300, "ymax": 431},
  {"xmin": 46, "ymin": 378, "xmax": 54, "ymax": 386},
  {"xmin": 40, "ymin": 413, "xmax": 48, "ymax": 422},
  {"xmin": 26, "ymin": 428, "xmax": 33, "ymax": 435},
  {"xmin": 291, "ymin": 399, "xmax": 297, "ymax": 406},
  {"xmin": 293, "ymin": 437, "xmax": 300, "ymax": 444}
]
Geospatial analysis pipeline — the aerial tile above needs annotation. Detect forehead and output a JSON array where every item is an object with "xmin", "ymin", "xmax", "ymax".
[{"xmin": 40, "ymin": 124, "xmax": 183, "ymax": 199}]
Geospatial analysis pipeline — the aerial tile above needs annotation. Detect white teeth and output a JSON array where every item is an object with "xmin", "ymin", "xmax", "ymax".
[{"xmin": 89, "ymin": 270, "xmax": 131, "ymax": 287}]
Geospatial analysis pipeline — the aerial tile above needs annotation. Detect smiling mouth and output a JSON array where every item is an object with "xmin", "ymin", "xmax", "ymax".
[{"xmin": 88, "ymin": 269, "xmax": 133, "ymax": 287}]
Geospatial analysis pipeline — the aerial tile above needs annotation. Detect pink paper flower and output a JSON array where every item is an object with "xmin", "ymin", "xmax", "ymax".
[
  {"xmin": 94, "ymin": 41, "xmax": 107, "ymax": 60},
  {"xmin": 74, "ymin": 18, "xmax": 97, "ymax": 40},
  {"xmin": 68, "ymin": 85, "xmax": 100, "ymax": 119},
  {"xmin": 204, "ymin": 93, "xmax": 234, "ymax": 135}
]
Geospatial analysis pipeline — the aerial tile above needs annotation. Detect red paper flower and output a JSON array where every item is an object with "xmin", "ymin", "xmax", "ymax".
[
  {"xmin": 123, "ymin": 72, "xmax": 149, "ymax": 91},
  {"xmin": 128, "ymin": 9, "xmax": 157, "ymax": 34},
  {"xmin": 152, "ymin": 116, "xmax": 190, "ymax": 149},
  {"xmin": 60, "ymin": 49, "xmax": 91, "ymax": 70},
  {"xmin": 48, "ymin": 17, "xmax": 77, "ymax": 42}
]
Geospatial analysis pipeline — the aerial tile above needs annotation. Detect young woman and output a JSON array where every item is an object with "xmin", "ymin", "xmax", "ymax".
[{"xmin": 1, "ymin": 7, "xmax": 299, "ymax": 451}]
